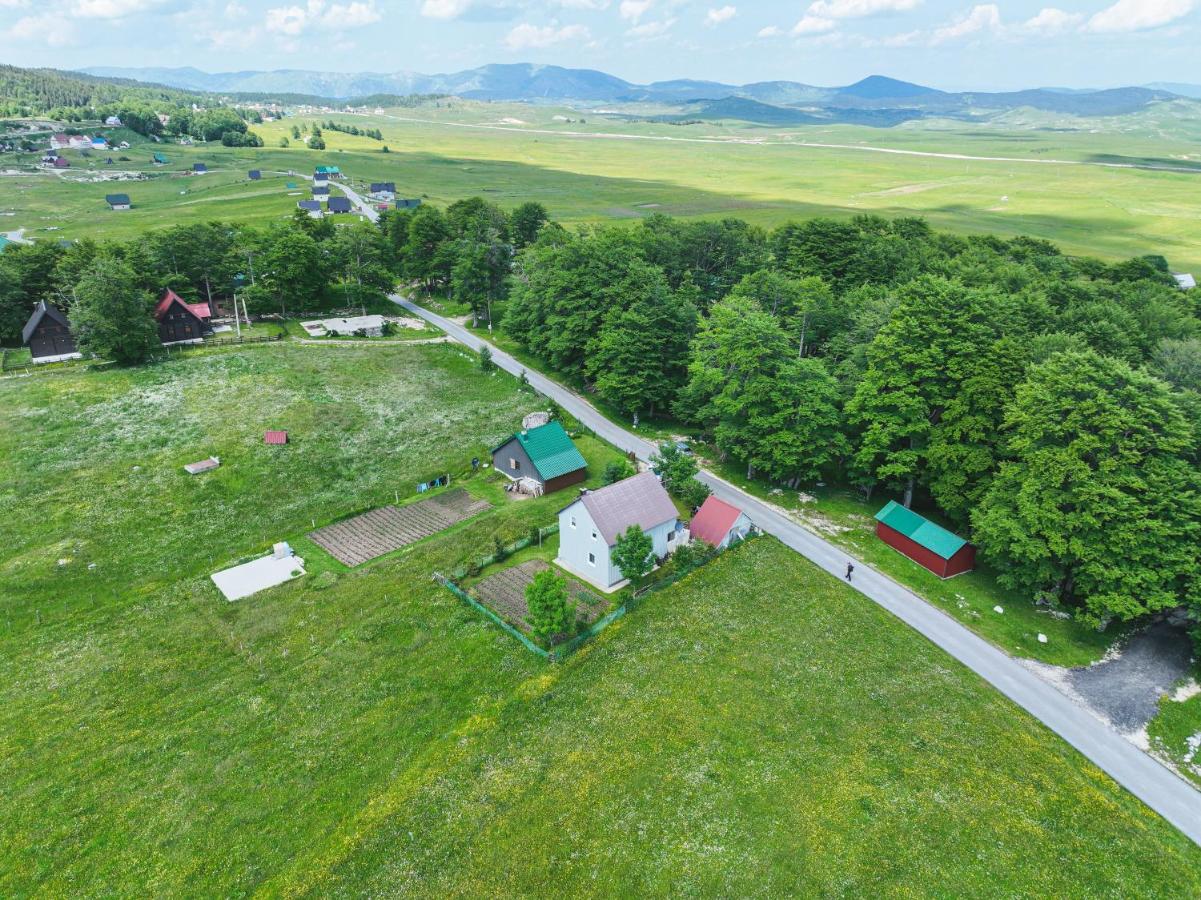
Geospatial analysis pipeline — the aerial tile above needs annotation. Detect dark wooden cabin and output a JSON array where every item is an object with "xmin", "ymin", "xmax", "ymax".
[
  {"xmin": 22, "ymin": 300, "xmax": 78, "ymax": 361},
  {"xmin": 155, "ymin": 289, "xmax": 213, "ymax": 345}
]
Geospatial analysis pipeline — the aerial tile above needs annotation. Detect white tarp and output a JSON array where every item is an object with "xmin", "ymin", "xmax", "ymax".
[
  {"xmin": 211, "ymin": 553, "xmax": 305, "ymax": 601},
  {"xmin": 299, "ymin": 315, "xmax": 385, "ymax": 337}
]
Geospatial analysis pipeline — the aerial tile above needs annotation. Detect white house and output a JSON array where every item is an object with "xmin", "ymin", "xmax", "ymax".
[
  {"xmin": 105, "ymin": 115, "xmax": 122, "ymax": 126},
  {"xmin": 556, "ymin": 472, "xmax": 681, "ymax": 591},
  {"xmin": 68, "ymin": 135, "xmax": 91, "ymax": 150}
]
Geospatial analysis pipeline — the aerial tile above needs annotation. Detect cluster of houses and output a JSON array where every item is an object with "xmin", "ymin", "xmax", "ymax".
[
  {"xmin": 20, "ymin": 288, "xmax": 221, "ymax": 363},
  {"xmin": 299, "ymin": 166, "xmax": 354, "ymax": 218},
  {"xmin": 490, "ymin": 419, "xmax": 753, "ymax": 591},
  {"xmin": 489, "ymin": 417, "xmax": 976, "ymax": 594},
  {"xmin": 368, "ymin": 182, "xmax": 421, "ymax": 212}
]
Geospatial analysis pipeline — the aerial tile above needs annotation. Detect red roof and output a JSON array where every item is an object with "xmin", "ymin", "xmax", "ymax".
[
  {"xmin": 689, "ymin": 496, "xmax": 745, "ymax": 547},
  {"xmin": 155, "ymin": 288, "xmax": 212, "ymax": 322},
  {"xmin": 264, "ymin": 430, "xmax": 288, "ymax": 445}
]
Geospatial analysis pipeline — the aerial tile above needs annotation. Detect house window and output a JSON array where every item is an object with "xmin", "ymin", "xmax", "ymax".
[
  {"xmin": 591, "ymin": 530, "xmax": 597, "ymax": 541},
  {"xmin": 588, "ymin": 552, "xmax": 595, "ymax": 566},
  {"xmin": 570, "ymin": 516, "xmax": 576, "ymax": 528},
  {"xmin": 667, "ymin": 530, "xmax": 675, "ymax": 543},
  {"xmin": 509, "ymin": 458, "xmax": 520, "ymax": 471}
]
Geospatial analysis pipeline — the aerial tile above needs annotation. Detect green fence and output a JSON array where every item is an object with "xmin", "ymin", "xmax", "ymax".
[{"xmin": 434, "ymin": 572, "xmax": 550, "ymax": 659}]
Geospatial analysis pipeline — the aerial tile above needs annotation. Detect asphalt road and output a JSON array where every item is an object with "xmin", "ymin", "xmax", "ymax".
[{"xmin": 394, "ymin": 294, "xmax": 1201, "ymax": 847}]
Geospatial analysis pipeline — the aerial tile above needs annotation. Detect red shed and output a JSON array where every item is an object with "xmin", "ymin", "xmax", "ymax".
[{"xmin": 874, "ymin": 501, "xmax": 975, "ymax": 578}]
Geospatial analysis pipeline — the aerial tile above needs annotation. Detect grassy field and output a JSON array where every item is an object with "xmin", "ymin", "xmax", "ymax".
[
  {"xmin": 1150, "ymin": 683, "xmax": 1201, "ymax": 788},
  {"xmin": 4, "ymin": 99, "xmax": 1201, "ymax": 268},
  {"xmin": 2, "ymin": 342, "xmax": 1200, "ymax": 894}
]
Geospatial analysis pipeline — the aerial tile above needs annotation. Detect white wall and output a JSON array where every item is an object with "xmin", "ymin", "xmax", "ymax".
[{"xmin": 556, "ymin": 499, "xmax": 679, "ymax": 589}]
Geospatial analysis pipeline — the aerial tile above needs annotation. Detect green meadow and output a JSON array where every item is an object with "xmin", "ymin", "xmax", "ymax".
[
  {"xmin": 4, "ymin": 99, "xmax": 1201, "ymax": 270},
  {"xmin": 1, "ymin": 343, "xmax": 1200, "ymax": 895}
]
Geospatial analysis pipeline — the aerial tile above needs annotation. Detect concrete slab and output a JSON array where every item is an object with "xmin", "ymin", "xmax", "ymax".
[{"xmin": 211, "ymin": 553, "xmax": 305, "ymax": 601}]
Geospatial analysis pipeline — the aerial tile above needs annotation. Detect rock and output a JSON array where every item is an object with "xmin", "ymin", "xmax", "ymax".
[
  {"xmin": 1038, "ymin": 633, "xmax": 1048, "ymax": 643},
  {"xmin": 993, "ymin": 605, "xmax": 1004, "ymax": 614}
]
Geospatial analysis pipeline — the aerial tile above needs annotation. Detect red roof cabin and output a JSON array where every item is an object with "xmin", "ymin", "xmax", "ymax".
[
  {"xmin": 155, "ymin": 288, "xmax": 213, "ymax": 345},
  {"xmin": 874, "ymin": 501, "xmax": 975, "ymax": 578},
  {"xmin": 689, "ymin": 495, "xmax": 753, "ymax": 549}
]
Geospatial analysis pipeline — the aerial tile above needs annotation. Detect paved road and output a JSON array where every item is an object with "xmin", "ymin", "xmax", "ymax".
[{"xmin": 394, "ymin": 294, "xmax": 1201, "ymax": 846}]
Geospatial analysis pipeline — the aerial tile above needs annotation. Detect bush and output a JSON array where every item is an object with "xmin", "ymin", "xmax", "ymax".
[
  {"xmin": 601, "ymin": 459, "xmax": 635, "ymax": 486},
  {"xmin": 479, "ymin": 345, "xmax": 493, "ymax": 371},
  {"xmin": 492, "ymin": 534, "xmax": 508, "ymax": 563},
  {"xmin": 527, "ymin": 525, "xmax": 541, "ymax": 546}
]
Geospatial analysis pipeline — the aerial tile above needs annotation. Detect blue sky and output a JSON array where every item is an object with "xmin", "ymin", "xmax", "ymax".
[{"xmin": 1, "ymin": 0, "xmax": 1198, "ymax": 89}]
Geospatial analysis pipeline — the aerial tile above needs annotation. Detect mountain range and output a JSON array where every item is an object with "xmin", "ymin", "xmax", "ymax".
[{"xmin": 78, "ymin": 64, "xmax": 1194, "ymax": 120}]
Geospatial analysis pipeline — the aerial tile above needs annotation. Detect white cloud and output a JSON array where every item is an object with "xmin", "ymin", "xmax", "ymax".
[
  {"xmin": 1019, "ymin": 7, "xmax": 1084, "ymax": 35},
  {"xmin": 208, "ymin": 24, "xmax": 262, "ymax": 48},
  {"xmin": 504, "ymin": 21, "xmax": 590, "ymax": 49},
  {"xmin": 756, "ymin": 24, "xmax": 783, "ymax": 37},
  {"xmin": 420, "ymin": 0, "xmax": 472, "ymax": 19},
  {"xmin": 792, "ymin": 14, "xmax": 836, "ymax": 34},
  {"xmin": 71, "ymin": 0, "xmax": 162, "ymax": 18},
  {"xmin": 929, "ymin": 3, "xmax": 1000, "ymax": 44},
  {"xmin": 0, "ymin": 0, "xmax": 30, "ymax": 8},
  {"xmin": 619, "ymin": 0, "xmax": 652, "ymax": 22},
  {"xmin": 265, "ymin": 0, "xmax": 381, "ymax": 34},
  {"xmin": 1086, "ymin": 0, "xmax": 1193, "ymax": 33},
  {"xmin": 8, "ymin": 12, "xmax": 77, "ymax": 43},
  {"xmin": 704, "ymin": 5, "xmax": 735, "ymax": 26},
  {"xmin": 553, "ymin": 0, "xmax": 608, "ymax": 7},
  {"xmin": 806, "ymin": 0, "xmax": 921, "ymax": 18},
  {"xmin": 223, "ymin": 0, "xmax": 248, "ymax": 16},
  {"xmin": 626, "ymin": 15, "xmax": 674, "ymax": 37}
]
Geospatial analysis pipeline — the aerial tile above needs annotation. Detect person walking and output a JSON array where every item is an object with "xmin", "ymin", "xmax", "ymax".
[{"xmin": 845, "ymin": 562, "xmax": 854, "ymax": 582}]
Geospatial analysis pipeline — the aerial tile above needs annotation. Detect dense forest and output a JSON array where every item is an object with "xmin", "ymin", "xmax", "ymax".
[{"xmin": 2, "ymin": 199, "xmax": 1199, "ymax": 643}]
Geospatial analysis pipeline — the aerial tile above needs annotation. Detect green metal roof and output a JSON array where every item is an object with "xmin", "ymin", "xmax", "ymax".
[
  {"xmin": 501, "ymin": 421, "xmax": 587, "ymax": 481},
  {"xmin": 316, "ymin": 165, "xmax": 341, "ymax": 174},
  {"xmin": 0, "ymin": 236, "xmax": 9, "ymax": 252},
  {"xmin": 874, "ymin": 501, "xmax": 967, "ymax": 560}
]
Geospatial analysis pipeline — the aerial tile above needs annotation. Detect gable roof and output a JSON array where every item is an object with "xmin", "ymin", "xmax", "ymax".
[
  {"xmin": 105, "ymin": 193, "xmax": 130, "ymax": 206},
  {"xmin": 496, "ymin": 421, "xmax": 586, "ymax": 481},
  {"xmin": 248, "ymin": 169, "xmax": 261, "ymax": 179},
  {"xmin": 155, "ymin": 288, "xmax": 211, "ymax": 322},
  {"xmin": 192, "ymin": 162, "xmax": 207, "ymax": 172},
  {"xmin": 689, "ymin": 496, "xmax": 746, "ymax": 547},
  {"xmin": 370, "ymin": 182, "xmax": 395, "ymax": 192},
  {"xmin": 312, "ymin": 185, "xmax": 329, "ymax": 195},
  {"xmin": 298, "ymin": 199, "xmax": 321, "ymax": 211},
  {"xmin": 567, "ymin": 472, "xmax": 677, "ymax": 545},
  {"xmin": 874, "ymin": 501, "xmax": 967, "ymax": 560},
  {"xmin": 22, "ymin": 300, "xmax": 69, "ymax": 344},
  {"xmin": 315, "ymin": 165, "xmax": 340, "ymax": 175},
  {"xmin": 397, "ymin": 198, "xmax": 421, "ymax": 209},
  {"xmin": 327, "ymin": 196, "xmax": 352, "ymax": 213}
]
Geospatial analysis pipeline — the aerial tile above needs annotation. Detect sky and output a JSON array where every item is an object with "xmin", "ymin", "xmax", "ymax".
[{"xmin": 1, "ymin": 0, "xmax": 1198, "ymax": 90}]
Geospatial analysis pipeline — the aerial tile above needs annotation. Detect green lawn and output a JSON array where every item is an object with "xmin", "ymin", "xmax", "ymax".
[
  {"xmin": 1150, "ymin": 679, "xmax": 1201, "ymax": 788},
  {"xmin": 2, "ymin": 343, "xmax": 1198, "ymax": 895},
  {"xmin": 5, "ymin": 100, "xmax": 1201, "ymax": 269}
]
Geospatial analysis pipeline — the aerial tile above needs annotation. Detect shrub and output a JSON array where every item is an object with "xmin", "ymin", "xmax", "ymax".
[
  {"xmin": 479, "ymin": 345, "xmax": 493, "ymax": 371},
  {"xmin": 527, "ymin": 525, "xmax": 541, "ymax": 546},
  {"xmin": 526, "ymin": 569, "xmax": 571, "ymax": 642},
  {"xmin": 601, "ymin": 459, "xmax": 635, "ymax": 486},
  {"xmin": 492, "ymin": 534, "xmax": 508, "ymax": 563}
]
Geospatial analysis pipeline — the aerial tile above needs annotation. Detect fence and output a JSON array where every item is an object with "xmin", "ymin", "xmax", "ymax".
[
  {"xmin": 173, "ymin": 333, "xmax": 285, "ymax": 352},
  {"xmin": 434, "ymin": 572, "xmax": 551, "ymax": 659}
]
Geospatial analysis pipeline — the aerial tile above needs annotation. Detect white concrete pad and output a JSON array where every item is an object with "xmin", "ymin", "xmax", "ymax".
[
  {"xmin": 211, "ymin": 553, "xmax": 305, "ymax": 601},
  {"xmin": 299, "ymin": 314, "xmax": 385, "ymax": 337}
]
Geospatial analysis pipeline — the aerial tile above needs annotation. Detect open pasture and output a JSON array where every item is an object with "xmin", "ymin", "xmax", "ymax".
[{"xmin": 1, "ymin": 341, "xmax": 1199, "ymax": 894}]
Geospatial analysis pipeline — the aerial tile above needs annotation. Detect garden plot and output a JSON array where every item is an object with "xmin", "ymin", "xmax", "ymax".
[
  {"xmin": 473, "ymin": 559, "xmax": 607, "ymax": 632},
  {"xmin": 309, "ymin": 488, "xmax": 491, "ymax": 566}
]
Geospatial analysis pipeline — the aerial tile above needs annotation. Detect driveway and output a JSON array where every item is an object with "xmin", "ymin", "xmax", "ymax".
[{"xmin": 393, "ymin": 293, "xmax": 1201, "ymax": 847}]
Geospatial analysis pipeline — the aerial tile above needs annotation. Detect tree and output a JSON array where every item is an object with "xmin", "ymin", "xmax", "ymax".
[
  {"xmin": 403, "ymin": 205, "xmax": 454, "ymax": 292},
  {"xmin": 525, "ymin": 568, "xmax": 572, "ymax": 642},
  {"xmin": 0, "ymin": 260, "xmax": 27, "ymax": 345},
  {"xmin": 845, "ymin": 276, "xmax": 1006, "ymax": 506},
  {"xmin": 973, "ymin": 351, "xmax": 1200, "ymax": 627},
  {"xmin": 478, "ymin": 344, "xmax": 493, "ymax": 371},
  {"xmin": 612, "ymin": 525, "xmax": 654, "ymax": 582},
  {"xmin": 259, "ymin": 226, "xmax": 325, "ymax": 314},
  {"xmin": 650, "ymin": 441, "xmax": 698, "ymax": 495},
  {"xmin": 601, "ymin": 458, "xmax": 635, "ymax": 486},
  {"xmin": 69, "ymin": 258, "xmax": 158, "ymax": 364},
  {"xmin": 585, "ymin": 270, "xmax": 697, "ymax": 417},
  {"xmin": 452, "ymin": 226, "xmax": 510, "ymax": 326},
  {"xmin": 1153, "ymin": 338, "xmax": 1201, "ymax": 393},
  {"xmin": 510, "ymin": 201, "xmax": 549, "ymax": 249}
]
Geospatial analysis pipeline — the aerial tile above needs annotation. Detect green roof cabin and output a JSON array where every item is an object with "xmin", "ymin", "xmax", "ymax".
[
  {"xmin": 492, "ymin": 420, "xmax": 587, "ymax": 495},
  {"xmin": 874, "ymin": 501, "xmax": 975, "ymax": 578}
]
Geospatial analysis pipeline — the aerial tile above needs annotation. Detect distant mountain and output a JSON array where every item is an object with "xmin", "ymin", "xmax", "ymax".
[
  {"xmin": 72, "ymin": 63, "xmax": 1192, "ymax": 125},
  {"xmin": 837, "ymin": 75, "xmax": 944, "ymax": 100},
  {"xmin": 1147, "ymin": 82, "xmax": 1201, "ymax": 99}
]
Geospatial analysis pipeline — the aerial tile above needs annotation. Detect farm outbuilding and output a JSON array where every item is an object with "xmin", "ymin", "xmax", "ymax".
[
  {"xmin": 327, "ymin": 196, "xmax": 352, "ymax": 214},
  {"xmin": 192, "ymin": 162, "xmax": 207, "ymax": 174},
  {"xmin": 492, "ymin": 421, "xmax": 587, "ymax": 494},
  {"xmin": 248, "ymin": 169, "xmax": 261, "ymax": 180},
  {"xmin": 155, "ymin": 288, "xmax": 213, "ymax": 345},
  {"xmin": 22, "ymin": 300, "xmax": 80, "ymax": 363},
  {"xmin": 874, "ymin": 501, "xmax": 975, "ymax": 578},
  {"xmin": 297, "ymin": 199, "xmax": 323, "ymax": 218},
  {"xmin": 105, "ymin": 193, "xmax": 131, "ymax": 210},
  {"xmin": 689, "ymin": 496, "xmax": 752, "ymax": 550}
]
